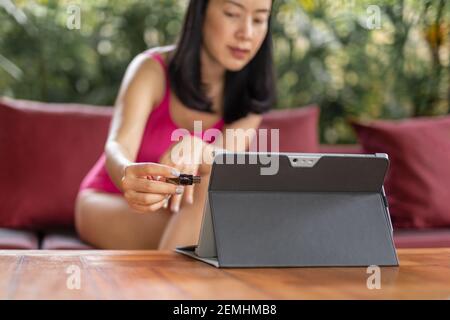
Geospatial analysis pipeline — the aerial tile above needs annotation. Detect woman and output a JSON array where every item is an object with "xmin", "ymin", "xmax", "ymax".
[{"xmin": 75, "ymin": 0, "xmax": 276, "ymax": 250}]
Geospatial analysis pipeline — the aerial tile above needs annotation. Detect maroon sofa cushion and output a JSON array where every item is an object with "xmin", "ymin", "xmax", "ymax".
[
  {"xmin": 0, "ymin": 228, "xmax": 39, "ymax": 249},
  {"xmin": 351, "ymin": 116, "xmax": 450, "ymax": 229},
  {"xmin": 318, "ymin": 144, "xmax": 363, "ymax": 154},
  {"xmin": 40, "ymin": 229, "xmax": 93, "ymax": 250},
  {"xmin": 250, "ymin": 105, "xmax": 320, "ymax": 152},
  {"xmin": 394, "ymin": 228, "xmax": 450, "ymax": 248},
  {"xmin": 0, "ymin": 97, "xmax": 112, "ymax": 229}
]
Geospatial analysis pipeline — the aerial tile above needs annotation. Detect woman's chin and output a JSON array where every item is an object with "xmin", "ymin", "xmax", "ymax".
[{"xmin": 223, "ymin": 59, "xmax": 249, "ymax": 72}]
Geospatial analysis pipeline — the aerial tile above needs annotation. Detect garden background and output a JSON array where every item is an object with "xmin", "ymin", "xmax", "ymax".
[{"xmin": 1, "ymin": 0, "xmax": 448, "ymax": 143}]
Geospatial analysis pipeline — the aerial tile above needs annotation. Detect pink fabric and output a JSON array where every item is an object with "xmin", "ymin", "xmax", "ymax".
[{"xmin": 80, "ymin": 52, "xmax": 224, "ymax": 193}]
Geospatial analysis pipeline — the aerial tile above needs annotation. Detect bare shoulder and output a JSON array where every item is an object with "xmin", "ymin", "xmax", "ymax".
[
  {"xmin": 131, "ymin": 46, "xmax": 175, "ymax": 102},
  {"xmin": 146, "ymin": 45, "xmax": 176, "ymax": 65},
  {"xmin": 122, "ymin": 46, "xmax": 174, "ymax": 105}
]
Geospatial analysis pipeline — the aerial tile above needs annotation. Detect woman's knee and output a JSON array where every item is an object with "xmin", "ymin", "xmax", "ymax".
[
  {"xmin": 74, "ymin": 192, "xmax": 86, "ymax": 240},
  {"xmin": 74, "ymin": 189, "xmax": 98, "ymax": 242}
]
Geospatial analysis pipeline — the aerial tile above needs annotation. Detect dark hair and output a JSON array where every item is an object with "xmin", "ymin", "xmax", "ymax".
[{"xmin": 168, "ymin": 0, "xmax": 276, "ymax": 124}]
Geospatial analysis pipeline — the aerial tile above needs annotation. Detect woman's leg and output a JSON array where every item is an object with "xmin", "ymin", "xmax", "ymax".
[
  {"xmin": 157, "ymin": 172, "xmax": 211, "ymax": 250},
  {"xmin": 75, "ymin": 189, "xmax": 172, "ymax": 249}
]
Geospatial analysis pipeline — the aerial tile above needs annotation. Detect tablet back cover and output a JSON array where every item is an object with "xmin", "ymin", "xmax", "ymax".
[{"xmin": 208, "ymin": 154, "xmax": 398, "ymax": 267}]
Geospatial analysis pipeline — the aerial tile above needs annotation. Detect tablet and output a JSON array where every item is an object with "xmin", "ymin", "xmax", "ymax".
[{"xmin": 176, "ymin": 152, "xmax": 398, "ymax": 268}]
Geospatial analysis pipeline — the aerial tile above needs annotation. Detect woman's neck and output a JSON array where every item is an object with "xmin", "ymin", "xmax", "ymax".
[{"xmin": 200, "ymin": 46, "xmax": 225, "ymax": 101}]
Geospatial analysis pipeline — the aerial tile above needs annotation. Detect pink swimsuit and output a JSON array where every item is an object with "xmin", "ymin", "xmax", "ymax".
[{"xmin": 79, "ymin": 51, "xmax": 225, "ymax": 194}]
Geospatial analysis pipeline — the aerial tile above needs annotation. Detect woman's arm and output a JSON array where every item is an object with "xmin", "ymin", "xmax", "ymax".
[{"xmin": 105, "ymin": 53, "xmax": 166, "ymax": 192}]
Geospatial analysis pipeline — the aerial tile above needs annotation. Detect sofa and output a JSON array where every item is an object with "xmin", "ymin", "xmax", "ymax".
[{"xmin": 1, "ymin": 97, "xmax": 449, "ymax": 250}]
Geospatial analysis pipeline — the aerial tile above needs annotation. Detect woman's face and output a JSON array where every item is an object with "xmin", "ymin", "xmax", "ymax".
[{"xmin": 202, "ymin": 0, "xmax": 272, "ymax": 71}]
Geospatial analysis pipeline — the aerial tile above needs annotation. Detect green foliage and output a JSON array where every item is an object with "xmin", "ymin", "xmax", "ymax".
[
  {"xmin": 1, "ymin": 0, "xmax": 449, "ymax": 143},
  {"xmin": 0, "ymin": 0, "xmax": 185, "ymax": 105},
  {"xmin": 272, "ymin": 0, "xmax": 449, "ymax": 142}
]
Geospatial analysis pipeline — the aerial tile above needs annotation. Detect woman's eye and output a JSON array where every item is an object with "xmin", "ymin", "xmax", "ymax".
[
  {"xmin": 254, "ymin": 16, "xmax": 267, "ymax": 25},
  {"xmin": 224, "ymin": 12, "xmax": 238, "ymax": 18}
]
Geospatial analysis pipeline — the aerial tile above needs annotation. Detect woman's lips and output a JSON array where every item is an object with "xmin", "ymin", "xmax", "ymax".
[{"xmin": 228, "ymin": 46, "xmax": 250, "ymax": 60}]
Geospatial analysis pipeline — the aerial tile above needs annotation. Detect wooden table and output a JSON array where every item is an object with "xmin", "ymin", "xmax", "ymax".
[{"xmin": 0, "ymin": 248, "xmax": 449, "ymax": 299}]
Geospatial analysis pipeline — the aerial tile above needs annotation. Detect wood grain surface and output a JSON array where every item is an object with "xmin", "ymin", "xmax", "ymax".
[{"xmin": 0, "ymin": 248, "xmax": 449, "ymax": 299}]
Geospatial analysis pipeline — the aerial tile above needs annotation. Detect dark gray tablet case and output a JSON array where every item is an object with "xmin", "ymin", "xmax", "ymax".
[{"xmin": 176, "ymin": 152, "xmax": 398, "ymax": 268}]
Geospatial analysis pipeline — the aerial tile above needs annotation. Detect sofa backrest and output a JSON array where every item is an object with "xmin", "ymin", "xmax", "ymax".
[
  {"xmin": 0, "ymin": 98, "xmax": 112, "ymax": 229},
  {"xmin": 0, "ymin": 97, "xmax": 340, "ymax": 229}
]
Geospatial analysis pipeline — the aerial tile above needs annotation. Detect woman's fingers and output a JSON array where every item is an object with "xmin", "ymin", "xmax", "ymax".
[
  {"xmin": 154, "ymin": 194, "xmax": 171, "ymax": 210},
  {"xmin": 149, "ymin": 198, "xmax": 168, "ymax": 212},
  {"xmin": 147, "ymin": 158, "xmax": 199, "ymax": 212},
  {"xmin": 163, "ymin": 196, "xmax": 170, "ymax": 209},
  {"xmin": 128, "ymin": 203, "xmax": 152, "ymax": 213},
  {"xmin": 167, "ymin": 162, "xmax": 186, "ymax": 213},
  {"xmin": 124, "ymin": 190, "xmax": 167, "ymax": 206},
  {"xmin": 148, "ymin": 195, "xmax": 171, "ymax": 212},
  {"xmin": 184, "ymin": 164, "xmax": 198, "ymax": 205},
  {"xmin": 170, "ymin": 192, "xmax": 183, "ymax": 213},
  {"xmin": 126, "ymin": 162, "xmax": 180, "ymax": 179},
  {"xmin": 121, "ymin": 162, "xmax": 187, "ymax": 213},
  {"xmin": 123, "ymin": 177, "xmax": 184, "ymax": 195},
  {"xmin": 184, "ymin": 168, "xmax": 196, "ymax": 205},
  {"xmin": 129, "ymin": 198, "xmax": 167, "ymax": 213},
  {"xmin": 126, "ymin": 193, "xmax": 172, "ymax": 213},
  {"xmin": 185, "ymin": 185, "xmax": 194, "ymax": 205}
]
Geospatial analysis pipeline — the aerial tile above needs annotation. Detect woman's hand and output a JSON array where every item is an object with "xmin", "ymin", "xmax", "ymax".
[
  {"xmin": 158, "ymin": 134, "xmax": 209, "ymax": 212},
  {"xmin": 121, "ymin": 162, "xmax": 184, "ymax": 213}
]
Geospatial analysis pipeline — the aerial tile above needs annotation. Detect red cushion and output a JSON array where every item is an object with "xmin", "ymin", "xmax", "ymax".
[
  {"xmin": 351, "ymin": 116, "xmax": 450, "ymax": 229},
  {"xmin": 318, "ymin": 144, "xmax": 363, "ymax": 154},
  {"xmin": 394, "ymin": 228, "xmax": 450, "ymax": 248},
  {"xmin": 0, "ymin": 228, "xmax": 39, "ymax": 249},
  {"xmin": 0, "ymin": 97, "xmax": 112, "ymax": 229},
  {"xmin": 251, "ymin": 105, "xmax": 320, "ymax": 152},
  {"xmin": 41, "ymin": 229, "xmax": 94, "ymax": 250}
]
